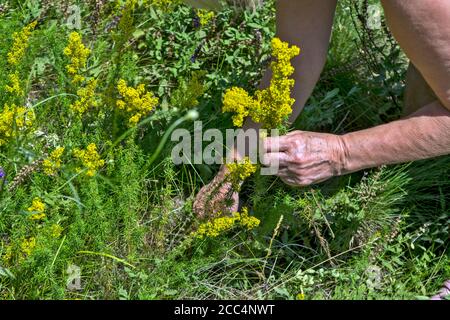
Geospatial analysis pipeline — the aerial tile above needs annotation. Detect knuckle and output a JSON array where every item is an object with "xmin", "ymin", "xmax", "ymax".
[
  {"xmin": 290, "ymin": 152, "xmax": 303, "ymax": 163},
  {"xmin": 298, "ymin": 178, "xmax": 312, "ymax": 187},
  {"xmin": 290, "ymin": 139, "xmax": 303, "ymax": 151}
]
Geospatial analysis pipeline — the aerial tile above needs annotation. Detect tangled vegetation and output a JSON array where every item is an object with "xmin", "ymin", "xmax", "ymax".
[{"xmin": 0, "ymin": 0, "xmax": 448, "ymax": 300}]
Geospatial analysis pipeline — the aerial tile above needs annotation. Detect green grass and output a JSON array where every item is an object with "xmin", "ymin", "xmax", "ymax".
[{"xmin": 0, "ymin": 0, "xmax": 448, "ymax": 300}]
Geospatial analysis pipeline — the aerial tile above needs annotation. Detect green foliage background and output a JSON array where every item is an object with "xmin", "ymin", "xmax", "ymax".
[{"xmin": 0, "ymin": 0, "xmax": 448, "ymax": 299}]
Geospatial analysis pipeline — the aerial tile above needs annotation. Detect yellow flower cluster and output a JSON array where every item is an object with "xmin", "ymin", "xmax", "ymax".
[
  {"xmin": 194, "ymin": 207, "xmax": 260, "ymax": 239},
  {"xmin": 254, "ymin": 38, "xmax": 300, "ymax": 128},
  {"xmin": 296, "ymin": 293, "xmax": 305, "ymax": 300},
  {"xmin": 240, "ymin": 209, "xmax": 261, "ymax": 230},
  {"xmin": 70, "ymin": 79, "xmax": 98, "ymax": 116},
  {"xmin": 73, "ymin": 143, "xmax": 105, "ymax": 177},
  {"xmin": 28, "ymin": 197, "xmax": 46, "ymax": 220},
  {"xmin": 222, "ymin": 87, "xmax": 258, "ymax": 127},
  {"xmin": 197, "ymin": 9, "xmax": 215, "ymax": 26},
  {"xmin": 64, "ymin": 32, "xmax": 91, "ymax": 84},
  {"xmin": 5, "ymin": 72, "xmax": 22, "ymax": 96},
  {"xmin": 225, "ymin": 157, "xmax": 257, "ymax": 191},
  {"xmin": 20, "ymin": 237, "xmax": 36, "ymax": 256},
  {"xmin": 42, "ymin": 147, "xmax": 65, "ymax": 176},
  {"xmin": 2, "ymin": 245, "xmax": 12, "ymax": 263},
  {"xmin": 3, "ymin": 236, "xmax": 39, "ymax": 262},
  {"xmin": 0, "ymin": 104, "xmax": 35, "ymax": 146},
  {"xmin": 50, "ymin": 224, "xmax": 63, "ymax": 238},
  {"xmin": 116, "ymin": 79, "xmax": 159, "ymax": 127},
  {"xmin": 222, "ymin": 38, "xmax": 300, "ymax": 129},
  {"xmin": 7, "ymin": 21, "xmax": 37, "ymax": 66}
]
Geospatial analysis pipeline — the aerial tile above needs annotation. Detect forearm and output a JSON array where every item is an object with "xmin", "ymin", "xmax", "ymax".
[
  {"xmin": 341, "ymin": 101, "xmax": 450, "ymax": 173},
  {"xmin": 242, "ymin": 0, "xmax": 336, "ymax": 132}
]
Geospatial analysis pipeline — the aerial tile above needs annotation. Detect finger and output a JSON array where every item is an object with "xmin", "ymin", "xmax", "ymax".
[
  {"xmin": 261, "ymin": 152, "xmax": 290, "ymax": 168},
  {"xmin": 275, "ymin": 167, "xmax": 290, "ymax": 177},
  {"xmin": 226, "ymin": 192, "xmax": 239, "ymax": 213},
  {"xmin": 285, "ymin": 130, "xmax": 303, "ymax": 137},
  {"xmin": 277, "ymin": 170, "xmax": 317, "ymax": 187},
  {"xmin": 193, "ymin": 199, "xmax": 206, "ymax": 217},
  {"xmin": 279, "ymin": 176, "xmax": 298, "ymax": 187},
  {"xmin": 263, "ymin": 136, "xmax": 291, "ymax": 152}
]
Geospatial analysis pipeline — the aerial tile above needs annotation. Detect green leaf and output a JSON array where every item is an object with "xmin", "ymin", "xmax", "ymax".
[
  {"xmin": 0, "ymin": 267, "xmax": 15, "ymax": 279},
  {"xmin": 133, "ymin": 29, "xmax": 146, "ymax": 40}
]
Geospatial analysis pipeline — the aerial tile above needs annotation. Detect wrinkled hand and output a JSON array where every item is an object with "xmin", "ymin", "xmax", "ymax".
[
  {"xmin": 262, "ymin": 131, "xmax": 347, "ymax": 187},
  {"xmin": 193, "ymin": 165, "xmax": 239, "ymax": 218}
]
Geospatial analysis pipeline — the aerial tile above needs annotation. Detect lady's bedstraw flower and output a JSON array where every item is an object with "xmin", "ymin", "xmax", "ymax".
[
  {"xmin": 193, "ymin": 207, "xmax": 260, "ymax": 239},
  {"xmin": 2, "ymin": 245, "xmax": 12, "ymax": 263},
  {"xmin": 50, "ymin": 224, "xmax": 63, "ymax": 238},
  {"xmin": 64, "ymin": 32, "xmax": 91, "ymax": 84},
  {"xmin": 42, "ymin": 147, "xmax": 65, "ymax": 176},
  {"xmin": 0, "ymin": 104, "xmax": 35, "ymax": 146},
  {"xmin": 239, "ymin": 207, "xmax": 261, "ymax": 230},
  {"xmin": 222, "ymin": 87, "xmax": 260, "ymax": 127},
  {"xmin": 70, "ymin": 79, "xmax": 98, "ymax": 116},
  {"xmin": 225, "ymin": 157, "xmax": 257, "ymax": 191},
  {"xmin": 7, "ymin": 21, "xmax": 37, "ymax": 66},
  {"xmin": 296, "ymin": 293, "xmax": 305, "ymax": 300},
  {"xmin": 5, "ymin": 72, "xmax": 23, "ymax": 96},
  {"xmin": 73, "ymin": 143, "xmax": 105, "ymax": 177},
  {"xmin": 222, "ymin": 38, "xmax": 300, "ymax": 129},
  {"xmin": 21, "ymin": 237, "xmax": 36, "ymax": 256},
  {"xmin": 196, "ymin": 9, "xmax": 215, "ymax": 26},
  {"xmin": 253, "ymin": 38, "xmax": 300, "ymax": 128},
  {"xmin": 28, "ymin": 197, "xmax": 46, "ymax": 220},
  {"xmin": 116, "ymin": 79, "xmax": 159, "ymax": 127}
]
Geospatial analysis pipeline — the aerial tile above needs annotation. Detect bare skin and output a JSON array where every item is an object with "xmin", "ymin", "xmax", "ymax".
[
  {"xmin": 194, "ymin": 0, "xmax": 337, "ymax": 217},
  {"xmin": 193, "ymin": 0, "xmax": 450, "ymax": 217}
]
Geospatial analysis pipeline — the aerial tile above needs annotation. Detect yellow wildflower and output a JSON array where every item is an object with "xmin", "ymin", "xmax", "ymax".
[
  {"xmin": 2, "ymin": 245, "xmax": 13, "ymax": 263},
  {"xmin": 7, "ymin": 21, "xmax": 37, "ymax": 66},
  {"xmin": 116, "ymin": 79, "xmax": 159, "ymax": 127},
  {"xmin": 5, "ymin": 72, "xmax": 22, "ymax": 96},
  {"xmin": 50, "ymin": 224, "xmax": 63, "ymax": 238},
  {"xmin": 194, "ymin": 207, "xmax": 260, "ymax": 239},
  {"xmin": 222, "ymin": 87, "xmax": 259, "ymax": 127},
  {"xmin": 197, "ymin": 9, "xmax": 215, "ymax": 26},
  {"xmin": 70, "ymin": 79, "xmax": 98, "ymax": 116},
  {"xmin": 225, "ymin": 157, "xmax": 257, "ymax": 191},
  {"xmin": 222, "ymin": 38, "xmax": 300, "ymax": 129},
  {"xmin": 239, "ymin": 207, "xmax": 261, "ymax": 230},
  {"xmin": 0, "ymin": 104, "xmax": 35, "ymax": 146},
  {"xmin": 42, "ymin": 147, "xmax": 65, "ymax": 176},
  {"xmin": 271, "ymin": 37, "xmax": 299, "ymax": 79},
  {"xmin": 296, "ymin": 293, "xmax": 305, "ymax": 300},
  {"xmin": 73, "ymin": 143, "xmax": 105, "ymax": 177},
  {"xmin": 21, "ymin": 237, "xmax": 36, "ymax": 256},
  {"xmin": 195, "ymin": 215, "xmax": 237, "ymax": 238},
  {"xmin": 252, "ymin": 38, "xmax": 300, "ymax": 128},
  {"xmin": 28, "ymin": 197, "xmax": 46, "ymax": 220},
  {"xmin": 64, "ymin": 32, "xmax": 91, "ymax": 84}
]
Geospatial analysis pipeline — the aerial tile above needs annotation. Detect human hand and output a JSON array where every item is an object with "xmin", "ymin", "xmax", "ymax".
[
  {"xmin": 193, "ymin": 165, "xmax": 239, "ymax": 218},
  {"xmin": 262, "ymin": 130, "xmax": 347, "ymax": 187}
]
